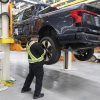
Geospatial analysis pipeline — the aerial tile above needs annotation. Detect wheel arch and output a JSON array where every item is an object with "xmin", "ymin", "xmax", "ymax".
[{"xmin": 38, "ymin": 25, "xmax": 58, "ymax": 38}]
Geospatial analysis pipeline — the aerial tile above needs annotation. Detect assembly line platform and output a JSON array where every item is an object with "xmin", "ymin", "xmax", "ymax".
[{"xmin": 0, "ymin": 51, "xmax": 100, "ymax": 100}]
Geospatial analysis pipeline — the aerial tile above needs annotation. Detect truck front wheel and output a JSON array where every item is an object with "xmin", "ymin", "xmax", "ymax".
[{"xmin": 40, "ymin": 37, "xmax": 61, "ymax": 65}]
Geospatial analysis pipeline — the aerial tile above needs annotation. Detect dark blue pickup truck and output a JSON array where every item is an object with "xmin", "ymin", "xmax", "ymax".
[{"xmin": 14, "ymin": 3, "xmax": 100, "ymax": 64}]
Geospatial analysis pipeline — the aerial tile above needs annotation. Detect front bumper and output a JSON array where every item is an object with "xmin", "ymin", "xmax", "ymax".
[{"xmin": 57, "ymin": 27, "xmax": 100, "ymax": 46}]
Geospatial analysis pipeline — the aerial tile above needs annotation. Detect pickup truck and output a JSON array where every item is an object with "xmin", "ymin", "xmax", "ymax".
[{"xmin": 14, "ymin": 3, "xmax": 100, "ymax": 65}]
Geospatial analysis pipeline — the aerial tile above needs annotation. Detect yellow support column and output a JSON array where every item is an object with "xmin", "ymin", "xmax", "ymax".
[{"xmin": 9, "ymin": 2, "xmax": 13, "ymax": 37}]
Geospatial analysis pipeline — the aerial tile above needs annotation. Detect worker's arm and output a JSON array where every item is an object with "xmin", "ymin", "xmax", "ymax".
[{"xmin": 30, "ymin": 43, "xmax": 44, "ymax": 58}]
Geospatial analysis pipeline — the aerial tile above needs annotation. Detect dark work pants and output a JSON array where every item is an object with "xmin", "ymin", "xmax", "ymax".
[{"xmin": 22, "ymin": 62, "xmax": 44, "ymax": 96}]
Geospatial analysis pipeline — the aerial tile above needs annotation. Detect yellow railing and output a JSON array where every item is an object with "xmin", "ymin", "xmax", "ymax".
[
  {"xmin": 50, "ymin": 0, "xmax": 97, "ymax": 9},
  {"xmin": 58, "ymin": 0, "xmax": 86, "ymax": 9},
  {"xmin": 0, "ymin": 38, "xmax": 14, "ymax": 43},
  {"xmin": 51, "ymin": 0, "xmax": 68, "ymax": 7}
]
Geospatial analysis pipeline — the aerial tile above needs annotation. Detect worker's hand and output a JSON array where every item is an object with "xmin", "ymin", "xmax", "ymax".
[{"xmin": 41, "ymin": 44, "xmax": 45, "ymax": 49}]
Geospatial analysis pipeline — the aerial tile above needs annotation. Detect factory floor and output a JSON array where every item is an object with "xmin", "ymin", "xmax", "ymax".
[{"xmin": 0, "ymin": 51, "xmax": 100, "ymax": 100}]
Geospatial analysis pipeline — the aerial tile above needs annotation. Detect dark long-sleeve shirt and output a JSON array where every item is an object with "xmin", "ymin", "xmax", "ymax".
[{"xmin": 28, "ymin": 42, "xmax": 44, "ymax": 58}]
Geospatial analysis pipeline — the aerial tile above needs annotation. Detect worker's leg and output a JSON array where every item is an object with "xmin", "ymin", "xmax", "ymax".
[
  {"xmin": 22, "ymin": 64, "xmax": 34, "ymax": 90},
  {"xmin": 34, "ymin": 66, "xmax": 44, "ymax": 96}
]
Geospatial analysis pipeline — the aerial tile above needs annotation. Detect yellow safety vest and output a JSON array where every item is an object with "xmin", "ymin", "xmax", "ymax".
[{"xmin": 26, "ymin": 41, "xmax": 45, "ymax": 63}]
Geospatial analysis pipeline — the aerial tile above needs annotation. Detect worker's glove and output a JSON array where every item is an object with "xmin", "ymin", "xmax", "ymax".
[{"xmin": 41, "ymin": 44, "xmax": 45, "ymax": 49}]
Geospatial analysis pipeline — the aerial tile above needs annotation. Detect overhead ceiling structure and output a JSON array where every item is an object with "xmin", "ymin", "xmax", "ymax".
[{"xmin": 12, "ymin": 0, "xmax": 100, "ymax": 15}]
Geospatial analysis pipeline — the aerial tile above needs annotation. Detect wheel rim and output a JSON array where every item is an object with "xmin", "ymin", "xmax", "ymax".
[
  {"xmin": 76, "ymin": 49, "xmax": 89, "ymax": 58},
  {"xmin": 42, "ymin": 40, "xmax": 53, "ymax": 62},
  {"xmin": 90, "ymin": 56, "xmax": 96, "ymax": 62}
]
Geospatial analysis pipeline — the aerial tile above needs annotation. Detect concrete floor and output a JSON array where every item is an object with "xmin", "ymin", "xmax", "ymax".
[{"xmin": 0, "ymin": 51, "xmax": 100, "ymax": 100}]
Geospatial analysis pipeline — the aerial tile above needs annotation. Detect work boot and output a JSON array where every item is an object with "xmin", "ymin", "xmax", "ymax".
[
  {"xmin": 21, "ymin": 88, "xmax": 31, "ymax": 93},
  {"xmin": 33, "ymin": 93, "xmax": 44, "ymax": 99}
]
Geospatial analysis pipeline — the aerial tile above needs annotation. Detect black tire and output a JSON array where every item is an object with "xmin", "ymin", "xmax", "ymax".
[
  {"xmin": 0, "ymin": 0, "xmax": 9, "ymax": 3},
  {"xmin": 40, "ymin": 37, "xmax": 61, "ymax": 65},
  {"xmin": 74, "ymin": 48, "xmax": 94, "ymax": 61},
  {"xmin": 89, "ymin": 55, "xmax": 96, "ymax": 62}
]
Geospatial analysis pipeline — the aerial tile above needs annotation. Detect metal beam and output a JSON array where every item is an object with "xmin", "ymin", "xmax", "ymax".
[
  {"xmin": 21, "ymin": 0, "xmax": 38, "ymax": 4},
  {"xmin": 51, "ymin": 0, "xmax": 68, "ymax": 7}
]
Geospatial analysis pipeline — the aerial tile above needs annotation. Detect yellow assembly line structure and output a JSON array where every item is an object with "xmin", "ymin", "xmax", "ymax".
[{"xmin": 50, "ymin": 0, "xmax": 97, "ymax": 8}]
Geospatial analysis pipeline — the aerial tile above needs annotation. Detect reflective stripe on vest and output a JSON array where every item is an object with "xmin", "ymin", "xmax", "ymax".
[{"xmin": 26, "ymin": 42, "xmax": 44, "ymax": 63}]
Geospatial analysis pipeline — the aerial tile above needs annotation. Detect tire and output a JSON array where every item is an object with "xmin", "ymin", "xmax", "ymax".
[
  {"xmin": 89, "ymin": 55, "xmax": 96, "ymax": 62},
  {"xmin": 74, "ymin": 48, "xmax": 94, "ymax": 61},
  {"xmin": 0, "ymin": 0, "xmax": 9, "ymax": 3},
  {"xmin": 39, "ymin": 37, "xmax": 61, "ymax": 65}
]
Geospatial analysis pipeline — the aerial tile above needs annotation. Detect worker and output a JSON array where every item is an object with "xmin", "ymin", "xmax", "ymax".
[{"xmin": 21, "ymin": 35, "xmax": 45, "ymax": 99}]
